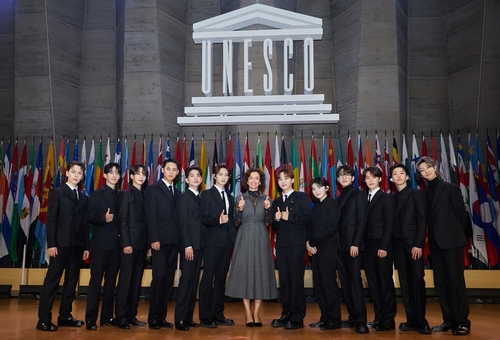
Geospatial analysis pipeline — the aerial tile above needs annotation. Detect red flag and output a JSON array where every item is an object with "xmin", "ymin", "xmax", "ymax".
[
  {"xmin": 244, "ymin": 135, "xmax": 250, "ymax": 171},
  {"xmin": 264, "ymin": 137, "xmax": 272, "ymax": 196},
  {"xmin": 300, "ymin": 138, "xmax": 308, "ymax": 193},
  {"xmin": 431, "ymin": 132, "xmax": 437, "ymax": 161},
  {"xmin": 328, "ymin": 137, "xmax": 335, "ymax": 189},
  {"xmin": 347, "ymin": 135, "xmax": 354, "ymax": 167},
  {"xmin": 131, "ymin": 139, "xmax": 137, "ymax": 165}
]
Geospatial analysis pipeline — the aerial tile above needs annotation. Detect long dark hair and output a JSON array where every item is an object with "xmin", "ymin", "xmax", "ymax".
[{"xmin": 310, "ymin": 176, "xmax": 330, "ymax": 204}]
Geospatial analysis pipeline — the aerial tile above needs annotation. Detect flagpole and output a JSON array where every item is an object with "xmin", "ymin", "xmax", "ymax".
[{"xmin": 21, "ymin": 244, "xmax": 27, "ymax": 285}]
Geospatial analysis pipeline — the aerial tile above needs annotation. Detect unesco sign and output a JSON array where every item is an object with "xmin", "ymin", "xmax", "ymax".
[{"xmin": 178, "ymin": 4, "xmax": 339, "ymax": 126}]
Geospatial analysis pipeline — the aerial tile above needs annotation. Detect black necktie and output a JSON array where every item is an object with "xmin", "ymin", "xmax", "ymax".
[
  {"xmin": 168, "ymin": 185, "xmax": 173, "ymax": 195},
  {"xmin": 283, "ymin": 194, "xmax": 288, "ymax": 202},
  {"xmin": 73, "ymin": 188, "xmax": 79, "ymax": 201},
  {"xmin": 368, "ymin": 193, "xmax": 372, "ymax": 202},
  {"xmin": 221, "ymin": 190, "xmax": 227, "ymax": 214}
]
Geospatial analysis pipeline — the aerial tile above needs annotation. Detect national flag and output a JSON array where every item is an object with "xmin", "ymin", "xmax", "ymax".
[
  {"xmin": 449, "ymin": 133, "xmax": 458, "ymax": 184},
  {"xmin": 485, "ymin": 135, "xmax": 500, "ymax": 265},
  {"xmin": 122, "ymin": 138, "xmax": 129, "ymax": 190},
  {"xmin": 431, "ymin": 132, "xmax": 437, "ymax": 161},
  {"xmin": 55, "ymin": 138, "xmax": 66, "ymax": 187},
  {"xmin": 374, "ymin": 134, "xmax": 389, "ymax": 193},
  {"xmin": 219, "ymin": 132, "xmax": 224, "ymax": 167},
  {"xmin": 337, "ymin": 136, "xmax": 344, "ymax": 168},
  {"xmin": 85, "ymin": 138, "xmax": 95, "ymax": 195},
  {"xmin": 411, "ymin": 134, "xmax": 420, "ymax": 189},
  {"xmin": 34, "ymin": 141, "xmax": 54, "ymax": 264},
  {"xmin": 104, "ymin": 137, "xmax": 111, "ymax": 167},
  {"xmin": 468, "ymin": 159, "xmax": 488, "ymax": 265},
  {"xmin": 3, "ymin": 140, "xmax": 19, "ymax": 256},
  {"xmin": 213, "ymin": 135, "xmax": 218, "ymax": 169},
  {"xmin": 244, "ymin": 134, "xmax": 251, "ymax": 172},
  {"xmin": 30, "ymin": 141, "xmax": 43, "ymax": 262},
  {"xmin": 280, "ymin": 135, "xmax": 289, "ymax": 170},
  {"xmin": 402, "ymin": 134, "xmax": 410, "ymax": 186},
  {"xmin": 328, "ymin": 136, "xmax": 336, "ymax": 194},
  {"xmin": 166, "ymin": 137, "xmax": 171, "ymax": 159},
  {"xmin": 0, "ymin": 141, "xmax": 6, "ymax": 258},
  {"xmin": 383, "ymin": 135, "xmax": 391, "ymax": 193},
  {"xmin": 347, "ymin": 134, "xmax": 357, "ymax": 187},
  {"xmin": 392, "ymin": 136, "xmax": 399, "ymax": 165},
  {"xmin": 309, "ymin": 135, "xmax": 318, "ymax": 187},
  {"xmin": 322, "ymin": 135, "xmax": 328, "ymax": 179},
  {"xmin": 264, "ymin": 136, "xmax": 271, "ymax": 195},
  {"xmin": 189, "ymin": 136, "xmax": 195, "ymax": 167},
  {"xmin": 94, "ymin": 138, "xmax": 104, "ymax": 190},
  {"xmin": 148, "ymin": 138, "xmax": 154, "ymax": 185},
  {"xmin": 419, "ymin": 134, "xmax": 427, "ymax": 189},
  {"xmin": 140, "ymin": 137, "xmax": 146, "ymax": 165},
  {"xmin": 357, "ymin": 133, "xmax": 364, "ymax": 190},
  {"xmin": 273, "ymin": 133, "xmax": 280, "ymax": 191},
  {"xmin": 299, "ymin": 138, "xmax": 307, "ymax": 193},
  {"xmin": 81, "ymin": 139, "xmax": 87, "ymax": 168},
  {"xmin": 365, "ymin": 134, "xmax": 373, "ymax": 167},
  {"xmin": 155, "ymin": 136, "xmax": 162, "ymax": 182},
  {"xmin": 132, "ymin": 138, "xmax": 138, "ymax": 165},
  {"xmin": 226, "ymin": 135, "xmax": 233, "ymax": 193},
  {"xmin": 200, "ymin": 137, "xmax": 209, "ymax": 191},
  {"xmin": 114, "ymin": 138, "xmax": 121, "ymax": 165},
  {"xmin": 174, "ymin": 136, "xmax": 181, "ymax": 191},
  {"xmin": 234, "ymin": 134, "xmax": 242, "ymax": 196},
  {"xmin": 439, "ymin": 133, "xmax": 450, "ymax": 182},
  {"xmin": 10, "ymin": 141, "xmax": 26, "ymax": 262},
  {"xmin": 421, "ymin": 134, "xmax": 428, "ymax": 157},
  {"xmin": 291, "ymin": 136, "xmax": 299, "ymax": 192},
  {"xmin": 181, "ymin": 136, "xmax": 187, "ymax": 192},
  {"xmin": 205, "ymin": 160, "xmax": 213, "ymax": 190},
  {"xmin": 73, "ymin": 139, "xmax": 79, "ymax": 161},
  {"xmin": 64, "ymin": 137, "xmax": 70, "ymax": 169},
  {"xmin": 256, "ymin": 134, "xmax": 263, "ymax": 170}
]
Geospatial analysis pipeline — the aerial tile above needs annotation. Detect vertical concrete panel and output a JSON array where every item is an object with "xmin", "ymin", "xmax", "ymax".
[
  {"xmin": 448, "ymin": 66, "xmax": 480, "ymax": 132},
  {"xmin": 0, "ymin": 0, "xmax": 15, "ymax": 137}
]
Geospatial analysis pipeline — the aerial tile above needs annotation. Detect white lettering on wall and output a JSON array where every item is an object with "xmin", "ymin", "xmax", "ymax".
[
  {"xmin": 263, "ymin": 39, "xmax": 273, "ymax": 96},
  {"xmin": 283, "ymin": 38, "xmax": 294, "ymax": 95},
  {"xmin": 222, "ymin": 40, "xmax": 233, "ymax": 96},
  {"xmin": 244, "ymin": 39, "xmax": 253, "ymax": 96},
  {"xmin": 304, "ymin": 37, "xmax": 314, "ymax": 94},
  {"xmin": 201, "ymin": 40, "xmax": 213, "ymax": 96}
]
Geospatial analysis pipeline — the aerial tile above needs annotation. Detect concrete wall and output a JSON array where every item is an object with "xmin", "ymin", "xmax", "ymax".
[{"xmin": 0, "ymin": 0, "xmax": 15, "ymax": 139}]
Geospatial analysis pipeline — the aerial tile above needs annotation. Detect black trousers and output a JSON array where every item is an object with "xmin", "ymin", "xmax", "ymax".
[
  {"xmin": 337, "ymin": 250, "xmax": 367, "ymax": 324},
  {"xmin": 175, "ymin": 249, "xmax": 203, "ymax": 323},
  {"xmin": 311, "ymin": 243, "xmax": 341, "ymax": 326},
  {"xmin": 38, "ymin": 247, "xmax": 84, "ymax": 322},
  {"xmin": 85, "ymin": 246, "xmax": 120, "ymax": 322},
  {"xmin": 198, "ymin": 240, "xmax": 233, "ymax": 321},
  {"xmin": 362, "ymin": 239, "xmax": 397, "ymax": 325},
  {"xmin": 115, "ymin": 248, "xmax": 147, "ymax": 322},
  {"xmin": 276, "ymin": 245, "xmax": 306, "ymax": 322},
  {"xmin": 394, "ymin": 237, "xmax": 428, "ymax": 327},
  {"xmin": 430, "ymin": 247, "xmax": 470, "ymax": 328},
  {"xmin": 148, "ymin": 244, "xmax": 178, "ymax": 322}
]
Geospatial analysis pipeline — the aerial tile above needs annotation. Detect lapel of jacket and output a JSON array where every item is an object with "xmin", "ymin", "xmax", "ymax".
[
  {"xmin": 396, "ymin": 188, "xmax": 410, "ymax": 214},
  {"xmin": 62, "ymin": 184, "xmax": 78, "ymax": 205},
  {"xmin": 212, "ymin": 186, "xmax": 226, "ymax": 212},
  {"xmin": 102, "ymin": 187, "xmax": 116, "ymax": 209},
  {"xmin": 367, "ymin": 190, "xmax": 382, "ymax": 214},
  {"xmin": 159, "ymin": 180, "xmax": 172, "ymax": 198},
  {"xmin": 431, "ymin": 181, "xmax": 445, "ymax": 208},
  {"xmin": 340, "ymin": 187, "xmax": 354, "ymax": 209}
]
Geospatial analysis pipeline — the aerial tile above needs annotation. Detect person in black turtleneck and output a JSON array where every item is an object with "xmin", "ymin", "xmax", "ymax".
[
  {"xmin": 335, "ymin": 165, "xmax": 368, "ymax": 334},
  {"xmin": 390, "ymin": 163, "xmax": 431, "ymax": 335},
  {"xmin": 417, "ymin": 156, "xmax": 470, "ymax": 336}
]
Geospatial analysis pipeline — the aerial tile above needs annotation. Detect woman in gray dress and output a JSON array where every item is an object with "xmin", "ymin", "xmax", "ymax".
[{"xmin": 225, "ymin": 168, "xmax": 278, "ymax": 327}]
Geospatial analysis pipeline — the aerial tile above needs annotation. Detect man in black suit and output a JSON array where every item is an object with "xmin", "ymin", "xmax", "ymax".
[
  {"xmin": 362, "ymin": 166, "xmax": 397, "ymax": 331},
  {"xmin": 85, "ymin": 162, "xmax": 121, "ymax": 330},
  {"xmin": 36, "ymin": 161, "xmax": 89, "ymax": 331},
  {"xmin": 199, "ymin": 164, "xmax": 236, "ymax": 327},
  {"xmin": 174, "ymin": 165, "xmax": 204, "ymax": 331},
  {"xmin": 146, "ymin": 158, "xmax": 180, "ymax": 329},
  {"xmin": 390, "ymin": 163, "xmax": 431, "ymax": 334},
  {"xmin": 335, "ymin": 165, "xmax": 369, "ymax": 334},
  {"xmin": 417, "ymin": 156, "xmax": 470, "ymax": 336},
  {"xmin": 271, "ymin": 168, "xmax": 313, "ymax": 330},
  {"xmin": 115, "ymin": 164, "xmax": 148, "ymax": 329}
]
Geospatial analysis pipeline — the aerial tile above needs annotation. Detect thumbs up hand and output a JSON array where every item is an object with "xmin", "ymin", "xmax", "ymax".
[
  {"xmin": 264, "ymin": 196, "xmax": 271, "ymax": 209},
  {"xmin": 275, "ymin": 207, "xmax": 282, "ymax": 221},
  {"xmin": 105, "ymin": 207, "xmax": 114, "ymax": 222},
  {"xmin": 238, "ymin": 196, "xmax": 246, "ymax": 211},
  {"xmin": 281, "ymin": 207, "xmax": 289, "ymax": 221},
  {"xmin": 220, "ymin": 209, "xmax": 229, "ymax": 224}
]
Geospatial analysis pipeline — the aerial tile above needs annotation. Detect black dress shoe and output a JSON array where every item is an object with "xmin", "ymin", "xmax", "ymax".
[
  {"xmin": 187, "ymin": 320, "xmax": 199, "ymax": 327},
  {"xmin": 36, "ymin": 321, "xmax": 58, "ymax": 331},
  {"xmin": 58, "ymin": 317, "xmax": 84, "ymax": 327},
  {"xmin": 213, "ymin": 316, "xmax": 235, "ymax": 326},
  {"xmin": 341, "ymin": 319, "xmax": 355, "ymax": 328},
  {"xmin": 284, "ymin": 320, "xmax": 304, "ymax": 330},
  {"xmin": 399, "ymin": 322, "xmax": 414, "ymax": 331},
  {"xmin": 415, "ymin": 325, "xmax": 432, "ymax": 334},
  {"xmin": 117, "ymin": 320, "xmax": 130, "ymax": 329},
  {"xmin": 200, "ymin": 319, "xmax": 218, "ymax": 328},
  {"xmin": 375, "ymin": 322, "xmax": 395, "ymax": 331},
  {"xmin": 432, "ymin": 322, "xmax": 452, "ymax": 332},
  {"xmin": 355, "ymin": 323, "xmax": 369, "ymax": 333},
  {"xmin": 149, "ymin": 320, "xmax": 160, "ymax": 329},
  {"xmin": 86, "ymin": 320, "xmax": 97, "ymax": 330},
  {"xmin": 309, "ymin": 321, "xmax": 324, "ymax": 328},
  {"xmin": 100, "ymin": 318, "xmax": 117, "ymax": 326},
  {"xmin": 452, "ymin": 325, "xmax": 470, "ymax": 335},
  {"xmin": 159, "ymin": 320, "xmax": 174, "ymax": 328},
  {"xmin": 321, "ymin": 322, "xmax": 340, "ymax": 330},
  {"xmin": 175, "ymin": 320, "xmax": 189, "ymax": 331},
  {"xmin": 367, "ymin": 320, "xmax": 379, "ymax": 328},
  {"xmin": 129, "ymin": 318, "xmax": 147, "ymax": 326},
  {"xmin": 271, "ymin": 314, "xmax": 289, "ymax": 327}
]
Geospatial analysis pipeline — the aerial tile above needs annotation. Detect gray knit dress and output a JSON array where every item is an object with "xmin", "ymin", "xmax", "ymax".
[{"xmin": 225, "ymin": 190, "xmax": 278, "ymax": 300}]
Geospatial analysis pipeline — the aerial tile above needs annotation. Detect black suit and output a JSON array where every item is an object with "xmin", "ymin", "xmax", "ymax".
[
  {"xmin": 38, "ymin": 184, "xmax": 89, "ymax": 323},
  {"xmin": 425, "ymin": 178, "xmax": 470, "ymax": 329},
  {"xmin": 308, "ymin": 198, "xmax": 341, "ymax": 326},
  {"xmin": 394, "ymin": 186, "xmax": 428, "ymax": 328},
  {"xmin": 271, "ymin": 191, "xmax": 313, "ymax": 322},
  {"xmin": 336, "ymin": 184, "xmax": 367, "ymax": 324},
  {"xmin": 199, "ymin": 186, "xmax": 236, "ymax": 322},
  {"xmin": 362, "ymin": 190, "xmax": 397, "ymax": 326},
  {"xmin": 115, "ymin": 186, "xmax": 148, "ymax": 323},
  {"xmin": 175, "ymin": 189, "xmax": 204, "ymax": 323},
  {"xmin": 146, "ymin": 179, "xmax": 180, "ymax": 323},
  {"xmin": 85, "ymin": 185, "xmax": 120, "ymax": 323}
]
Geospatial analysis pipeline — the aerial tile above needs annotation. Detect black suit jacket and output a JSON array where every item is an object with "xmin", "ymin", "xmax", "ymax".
[
  {"xmin": 394, "ymin": 186, "xmax": 427, "ymax": 248},
  {"xmin": 145, "ymin": 180, "xmax": 180, "ymax": 246},
  {"xmin": 271, "ymin": 191, "xmax": 313, "ymax": 248},
  {"xmin": 337, "ymin": 185, "xmax": 368, "ymax": 252},
  {"xmin": 87, "ymin": 185, "xmax": 119, "ymax": 250},
  {"xmin": 201, "ymin": 186, "xmax": 236, "ymax": 247},
  {"xmin": 118, "ymin": 186, "xmax": 148, "ymax": 250},
  {"xmin": 47, "ymin": 184, "xmax": 89, "ymax": 250},
  {"xmin": 426, "ymin": 180, "xmax": 468, "ymax": 251},
  {"xmin": 364, "ymin": 190, "xmax": 396, "ymax": 251},
  {"xmin": 177, "ymin": 189, "xmax": 204, "ymax": 250},
  {"xmin": 309, "ymin": 197, "xmax": 340, "ymax": 249}
]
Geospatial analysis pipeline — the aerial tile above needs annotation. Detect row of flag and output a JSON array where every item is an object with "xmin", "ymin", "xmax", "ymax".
[{"xmin": 0, "ymin": 131, "xmax": 499, "ymax": 268}]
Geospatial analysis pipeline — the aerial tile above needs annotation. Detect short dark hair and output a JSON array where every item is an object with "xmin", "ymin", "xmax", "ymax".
[
  {"xmin": 186, "ymin": 165, "xmax": 202, "ymax": 177},
  {"xmin": 310, "ymin": 176, "xmax": 330, "ymax": 202},
  {"xmin": 363, "ymin": 166, "xmax": 382, "ymax": 178},
  {"xmin": 277, "ymin": 167, "xmax": 294, "ymax": 179},
  {"xmin": 336, "ymin": 165, "xmax": 354, "ymax": 177},
  {"xmin": 67, "ymin": 161, "xmax": 85, "ymax": 173},
  {"xmin": 242, "ymin": 168, "xmax": 266, "ymax": 192},
  {"xmin": 390, "ymin": 163, "xmax": 409, "ymax": 176},
  {"xmin": 214, "ymin": 163, "xmax": 230, "ymax": 176},
  {"xmin": 162, "ymin": 158, "xmax": 180, "ymax": 169},
  {"xmin": 104, "ymin": 162, "xmax": 121, "ymax": 174},
  {"xmin": 130, "ymin": 164, "xmax": 147, "ymax": 177}
]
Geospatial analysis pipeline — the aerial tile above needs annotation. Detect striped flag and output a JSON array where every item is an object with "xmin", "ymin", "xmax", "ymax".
[
  {"xmin": 122, "ymin": 138, "xmax": 129, "ymax": 190},
  {"xmin": 439, "ymin": 133, "xmax": 450, "ymax": 182},
  {"xmin": 85, "ymin": 138, "xmax": 95, "ymax": 195},
  {"xmin": 264, "ymin": 136, "xmax": 272, "ymax": 196},
  {"xmin": 256, "ymin": 135, "xmax": 263, "ymax": 170},
  {"xmin": 299, "ymin": 137, "xmax": 307, "ymax": 193},
  {"xmin": 200, "ymin": 137, "xmax": 209, "ymax": 191},
  {"xmin": 114, "ymin": 138, "xmax": 121, "ymax": 165},
  {"xmin": 328, "ymin": 136, "xmax": 336, "ymax": 194},
  {"xmin": 411, "ymin": 134, "xmax": 420, "ymax": 189},
  {"xmin": 244, "ymin": 135, "xmax": 251, "ymax": 172},
  {"xmin": 148, "ymin": 138, "xmax": 154, "ymax": 184},
  {"xmin": 291, "ymin": 136, "xmax": 299, "ymax": 192},
  {"xmin": 189, "ymin": 137, "xmax": 195, "ymax": 167},
  {"xmin": 357, "ymin": 133, "xmax": 364, "ymax": 190},
  {"xmin": 322, "ymin": 135, "xmax": 328, "ymax": 179},
  {"xmin": 234, "ymin": 134, "xmax": 242, "ymax": 196},
  {"xmin": 55, "ymin": 138, "xmax": 66, "ymax": 187}
]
